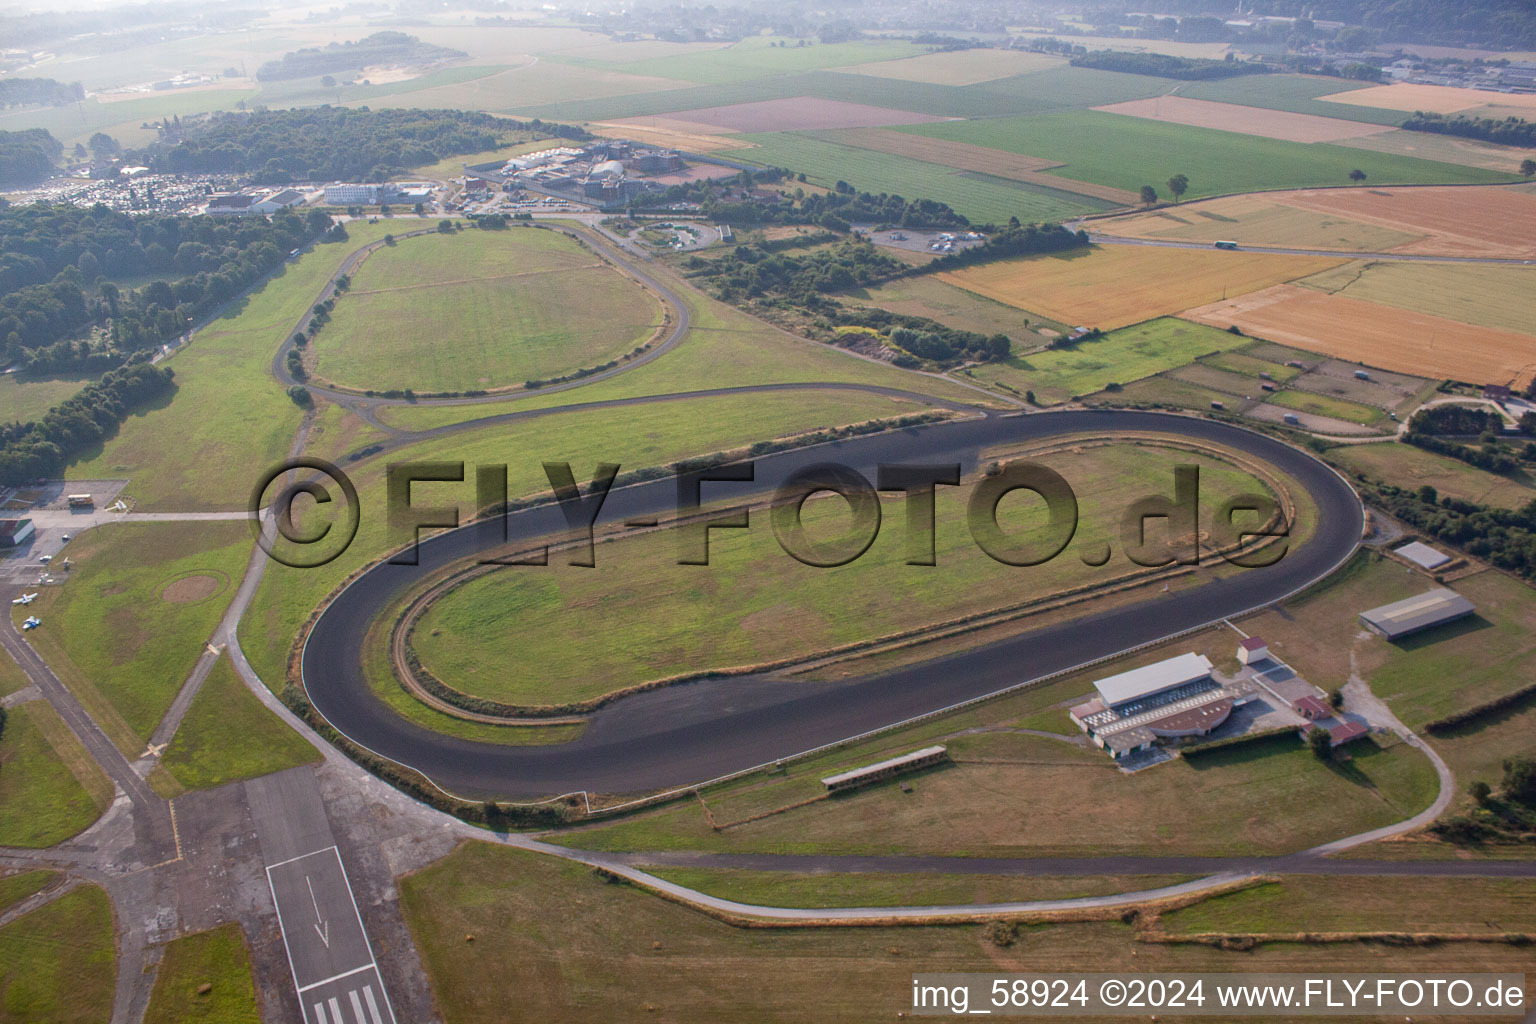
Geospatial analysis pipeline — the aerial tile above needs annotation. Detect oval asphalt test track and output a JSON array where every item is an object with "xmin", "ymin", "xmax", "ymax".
[{"xmin": 302, "ymin": 410, "xmax": 1363, "ymax": 799}]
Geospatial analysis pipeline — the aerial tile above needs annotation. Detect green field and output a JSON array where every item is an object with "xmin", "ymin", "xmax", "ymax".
[
  {"xmin": 0, "ymin": 702, "xmax": 111, "ymax": 848},
  {"xmin": 310, "ymin": 227, "xmax": 661, "ymax": 393},
  {"xmin": 238, "ymin": 387, "xmax": 952, "ymax": 699},
  {"xmin": 843, "ymin": 274, "xmax": 1060, "ymax": 341},
  {"xmin": 0, "ymin": 885, "xmax": 115, "ymax": 1024},
  {"xmin": 398, "ymin": 842, "xmax": 1532, "ymax": 1023},
  {"xmin": 559, "ymin": 36, "xmax": 927, "ymax": 85},
  {"xmin": 992, "ymin": 318, "xmax": 1246, "ymax": 403},
  {"xmin": 1177, "ymin": 74, "xmax": 1405, "ymax": 125},
  {"xmin": 1298, "ymin": 260, "xmax": 1536, "ymax": 338},
  {"xmin": 67, "ymin": 220, "xmax": 399, "ymax": 510},
  {"xmin": 0, "ymin": 373, "xmax": 95, "ymax": 426},
  {"xmin": 1328, "ymin": 441, "xmax": 1536, "ymax": 509},
  {"xmin": 22, "ymin": 521, "xmax": 253, "ymax": 753},
  {"xmin": 900, "ymin": 111, "xmax": 1513, "ymax": 200},
  {"xmin": 720, "ymin": 131, "xmax": 1111, "ymax": 224},
  {"xmin": 559, "ymin": 726, "xmax": 1434, "ymax": 858},
  {"xmin": 1267, "ymin": 387, "xmax": 1383, "ymax": 426},
  {"xmin": 1200, "ymin": 349, "xmax": 1304, "ymax": 383},
  {"xmin": 0, "ymin": 872, "xmax": 55, "ymax": 915},
  {"xmin": 642, "ymin": 869, "xmax": 1194, "ymax": 908},
  {"xmin": 411, "ymin": 440, "xmax": 1278, "ymax": 708},
  {"xmin": 143, "ymin": 923, "xmax": 262, "ymax": 1024},
  {"xmin": 1160, "ymin": 877, "xmax": 1536, "ymax": 934},
  {"xmin": 159, "ymin": 655, "xmax": 318, "ymax": 791}
]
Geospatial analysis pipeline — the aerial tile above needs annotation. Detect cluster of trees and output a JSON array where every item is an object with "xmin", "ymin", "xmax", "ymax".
[
  {"xmin": 1404, "ymin": 431, "xmax": 1533, "ymax": 475},
  {"xmin": 0, "ymin": 128, "xmax": 63, "ymax": 188},
  {"xmin": 1408, "ymin": 404, "xmax": 1504, "ymax": 436},
  {"xmin": 695, "ymin": 240, "xmax": 908, "ymax": 302},
  {"xmin": 650, "ymin": 172, "xmax": 971, "ymax": 231},
  {"xmin": 1402, "ymin": 111, "xmax": 1536, "ymax": 149},
  {"xmin": 0, "ymin": 78, "xmax": 84, "ymax": 109},
  {"xmin": 1364, "ymin": 479, "xmax": 1536, "ymax": 581},
  {"xmin": 830, "ymin": 306, "xmax": 1009, "ymax": 367},
  {"xmin": 127, "ymin": 107, "xmax": 588, "ymax": 185},
  {"xmin": 1264, "ymin": 0, "xmax": 1536, "ymax": 50},
  {"xmin": 920, "ymin": 222, "xmax": 1088, "ymax": 272},
  {"xmin": 1, "ymin": 203, "xmax": 336, "ymax": 370},
  {"xmin": 1069, "ymin": 51, "xmax": 1270, "ymax": 80},
  {"xmin": 255, "ymin": 32, "xmax": 466, "ymax": 82},
  {"xmin": 0, "ymin": 362, "xmax": 174, "ymax": 485},
  {"xmin": 1435, "ymin": 756, "xmax": 1536, "ymax": 845}
]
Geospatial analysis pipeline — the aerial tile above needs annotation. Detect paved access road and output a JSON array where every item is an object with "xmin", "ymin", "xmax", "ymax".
[{"xmin": 301, "ymin": 409, "xmax": 1364, "ymax": 799}]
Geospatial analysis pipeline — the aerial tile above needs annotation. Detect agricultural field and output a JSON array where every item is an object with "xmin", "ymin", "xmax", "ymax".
[
  {"xmin": 143, "ymin": 923, "xmax": 262, "ymax": 1024},
  {"xmin": 1279, "ymin": 185, "xmax": 1536, "ymax": 258},
  {"xmin": 645, "ymin": 96, "xmax": 947, "ymax": 133},
  {"xmin": 1176, "ymin": 74, "xmax": 1405, "ymax": 125},
  {"xmin": 719, "ymin": 132, "xmax": 1111, "ymax": 224},
  {"xmin": 157, "ymin": 656, "xmax": 319, "ymax": 792},
  {"xmin": 409, "ymin": 438, "xmax": 1284, "ymax": 707},
  {"xmin": 832, "ymin": 47, "xmax": 1064, "ymax": 86},
  {"xmin": 309, "ymin": 227, "xmax": 662, "ymax": 393},
  {"xmin": 1338, "ymin": 128, "xmax": 1536, "ymax": 174},
  {"xmin": 1183, "ymin": 284, "xmax": 1536, "ymax": 388},
  {"xmin": 0, "ymin": 702, "xmax": 112, "ymax": 848},
  {"xmin": 937, "ymin": 245, "xmax": 1343, "ymax": 330},
  {"xmin": 20, "ymin": 521, "xmax": 253, "ymax": 754},
  {"xmin": 1297, "ymin": 260, "xmax": 1536, "ymax": 338},
  {"xmin": 1093, "ymin": 195, "xmax": 1426, "ymax": 251},
  {"xmin": 989, "ymin": 318, "xmax": 1248, "ymax": 402},
  {"xmin": 1160, "ymin": 877, "xmax": 1536, "ymax": 934},
  {"xmin": 840, "ymin": 274, "xmax": 1051, "ymax": 341},
  {"xmin": 403, "ymin": 843, "xmax": 1535, "ymax": 1024},
  {"xmin": 900, "ymin": 111, "xmax": 1513, "ymax": 199},
  {"xmin": 1327, "ymin": 442, "xmax": 1536, "ymax": 509},
  {"xmin": 1315, "ymin": 82, "xmax": 1536, "ymax": 116},
  {"xmin": 1094, "ymin": 96, "xmax": 1397, "ymax": 144}
]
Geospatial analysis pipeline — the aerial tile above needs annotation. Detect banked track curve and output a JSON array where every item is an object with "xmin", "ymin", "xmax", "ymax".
[{"xmin": 301, "ymin": 409, "xmax": 1364, "ymax": 799}]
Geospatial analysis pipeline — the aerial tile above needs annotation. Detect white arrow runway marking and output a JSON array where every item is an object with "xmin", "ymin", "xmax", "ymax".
[{"xmin": 307, "ymin": 876, "xmax": 330, "ymax": 949}]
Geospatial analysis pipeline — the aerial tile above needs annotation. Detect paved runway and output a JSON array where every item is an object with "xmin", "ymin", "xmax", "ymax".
[
  {"xmin": 300, "ymin": 409, "xmax": 1365, "ymax": 798},
  {"xmin": 247, "ymin": 769, "xmax": 396, "ymax": 1024}
]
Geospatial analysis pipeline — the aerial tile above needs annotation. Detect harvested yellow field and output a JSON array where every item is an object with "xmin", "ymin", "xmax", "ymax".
[
  {"xmin": 938, "ymin": 246, "xmax": 1344, "ymax": 330},
  {"xmin": 1184, "ymin": 284, "xmax": 1536, "ymax": 388},
  {"xmin": 1093, "ymin": 194, "xmax": 1424, "ymax": 251},
  {"xmin": 588, "ymin": 118, "xmax": 741, "ymax": 153},
  {"xmin": 834, "ymin": 47, "xmax": 1063, "ymax": 85},
  {"xmin": 1320, "ymin": 82, "xmax": 1536, "ymax": 115},
  {"xmin": 1338, "ymin": 129, "xmax": 1536, "ymax": 174},
  {"xmin": 1298, "ymin": 260, "xmax": 1536, "ymax": 338}
]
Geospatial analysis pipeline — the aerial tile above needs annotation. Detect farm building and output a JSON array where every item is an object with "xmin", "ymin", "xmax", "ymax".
[
  {"xmin": 1070, "ymin": 653, "xmax": 1252, "ymax": 761},
  {"xmin": 0, "ymin": 518, "xmax": 34, "ymax": 548},
  {"xmin": 820, "ymin": 746, "xmax": 948, "ymax": 793},
  {"xmin": 1359, "ymin": 587, "xmax": 1475, "ymax": 640},
  {"xmin": 1394, "ymin": 541, "xmax": 1452, "ymax": 571}
]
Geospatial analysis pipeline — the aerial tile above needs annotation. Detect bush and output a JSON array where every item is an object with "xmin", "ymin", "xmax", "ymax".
[{"xmin": 287, "ymin": 385, "xmax": 312, "ymax": 406}]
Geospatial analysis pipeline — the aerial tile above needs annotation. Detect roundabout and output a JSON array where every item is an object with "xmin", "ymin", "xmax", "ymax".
[{"xmin": 300, "ymin": 408, "xmax": 1364, "ymax": 800}]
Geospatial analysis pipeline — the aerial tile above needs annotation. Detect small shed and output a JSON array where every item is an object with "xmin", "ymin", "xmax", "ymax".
[{"xmin": 1237, "ymin": 635, "xmax": 1270, "ymax": 665}]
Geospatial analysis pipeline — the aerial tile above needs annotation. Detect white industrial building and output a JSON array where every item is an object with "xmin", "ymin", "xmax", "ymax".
[
  {"xmin": 1070, "ymin": 652, "xmax": 1252, "ymax": 762},
  {"xmin": 323, "ymin": 183, "xmax": 385, "ymax": 205}
]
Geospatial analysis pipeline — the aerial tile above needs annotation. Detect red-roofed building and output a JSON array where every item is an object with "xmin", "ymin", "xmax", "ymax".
[
  {"xmin": 1237, "ymin": 635, "xmax": 1269, "ymax": 664},
  {"xmin": 1293, "ymin": 695, "xmax": 1330, "ymax": 720},
  {"xmin": 1326, "ymin": 720, "xmax": 1369, "ymax": 747}
]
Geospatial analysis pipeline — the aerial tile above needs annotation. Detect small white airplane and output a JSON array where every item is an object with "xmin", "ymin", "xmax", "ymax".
[
  {"xmin": 11, "ymin": 593, "xmax": 37, "ymax": 605},
  {"xmin": 21, "ymin": 616, "xmax": 40, "ymax": 630},
  {"xmin": 38, "ymin": 554, "xmax": 51, "ymax": 564}
]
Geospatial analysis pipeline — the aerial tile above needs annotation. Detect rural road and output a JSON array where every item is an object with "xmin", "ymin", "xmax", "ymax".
[
  {"xmin": 1086, "ymin": 232, "xmax": 1536, "ymax": 265},
  {"xmin": 299, "ymin": 408, "xmax": 1365, "ymax": 799}
]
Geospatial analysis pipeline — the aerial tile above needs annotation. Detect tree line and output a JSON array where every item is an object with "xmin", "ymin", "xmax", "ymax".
[
  {"xmin": 1068, "ymin": 51, "xmax": 1271, "ymax": 80},
  {"xmin": 255, "ymin": 32, "xmax": 465, "ymax": 82},
  {"xmin": 127, "ymin": 106, "xmax": 590, "ymax": 186},
  {"xmin": 2, "ymin": 202, "xmax": 339, "ymax": 372},
  {"xmin": 648, "ymin": 172, "xmax": 972, "ymax": 231},
  {"xmin": 1402, "ymin": 111, "xmax": 1536, "ymax": 149},
  {"xmin": 0, "ymin": 362, "xmax": 175, "ymax": 485},
  {"xmin": 0, "ymin": 78, "xmax": 84, "ymax": 109},
  {"xmin": 1362, "ymin": 479, "xmax": 1536, "ymax": 581}
]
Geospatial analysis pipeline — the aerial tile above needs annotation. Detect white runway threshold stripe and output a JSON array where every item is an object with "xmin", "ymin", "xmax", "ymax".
[{"xmin": 264, "ymin": 846, "xmax": 398, "ymax": 1024}]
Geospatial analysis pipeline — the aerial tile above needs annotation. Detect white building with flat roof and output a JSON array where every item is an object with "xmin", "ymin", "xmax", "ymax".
[{"xmin": 1093, "ymin": 652, "xmax": 1214, "ymax": 710}]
